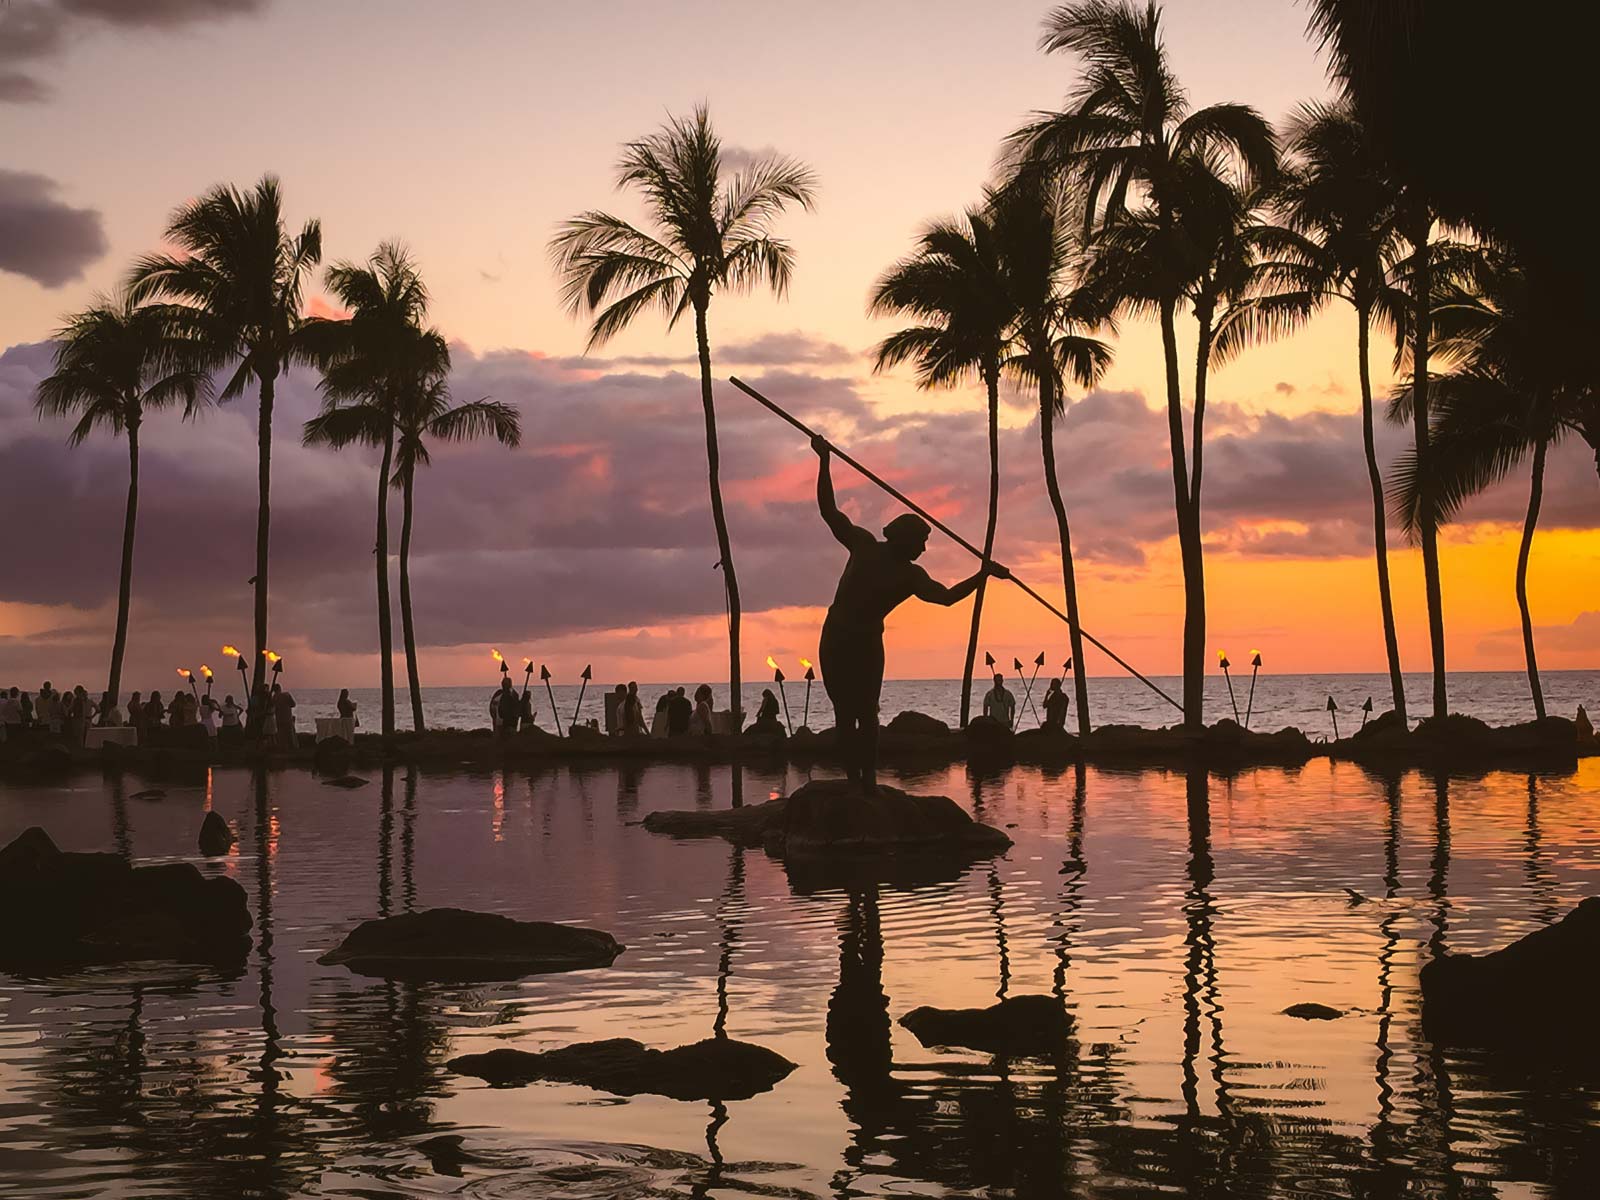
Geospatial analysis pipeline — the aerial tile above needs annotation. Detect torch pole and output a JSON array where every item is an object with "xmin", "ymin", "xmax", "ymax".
[
  {"xmin": 729, "ymin": 376, "xmax": 1183, "ymax": 715},
  {"xmin": 775, "ymin": 669, "xmax": 793, "ymax": 736},
  {"xmin": 1245, "ymin": 658, "xmax": 1260, "ymax": 731},
  {"xmin": 1218, "ymin": 653, "xmax": 1240, "ymax": 723},
  {"xmin": 802, "ymin": 665, "xmax": 814, "ymax": 731},
  {"xmin": 541, "ymin": 666, "xmax": 562, "ymax": 737},
  {"xmin": 571, "ymin": 665, "xmax": 592, "ymax": 732}
]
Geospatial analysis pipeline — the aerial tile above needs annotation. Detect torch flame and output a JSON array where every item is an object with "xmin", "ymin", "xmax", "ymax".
[
  {"xmin": 222, "ymin": 645, "xmax": 240, "ymax": 658},
  {"xmin": 177, "ymin": 668, "xmax": 191, "ymax": 679},
  {"xmin": 1217, "ymin": 649, "xmax": 1227, "ymax": 662},
  {"xmin": 490, "ymin": 649, "xmax": 504, "ymax": 664},
  {"xmin": 263, "ymin": 650, "xmax": 281, "ymax": 664},
  {"xmin": 201, "ymin": 665, "xmax": 212, "ymax": 679},
  {"xmin": 523, "ymin": 657, "xmax": 533, "ymax": 669},
  {"xmin": 766, "ymin": 655, "xmax": 779, "ymax": 671},
  {"xmin": 799, "ymin": 658, "xmax": 812, "ymax": 669}
]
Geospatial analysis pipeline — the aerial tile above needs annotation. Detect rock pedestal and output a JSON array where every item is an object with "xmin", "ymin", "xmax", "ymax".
[
  {"xmin": 899, "ymin": 994, "xmax": 1072, "ymax": 1056},
  {"xmin": 317, "ymin": 907, "xmax": 624, "ymax": 981},
  {"xmin": 448, "ymin": 1036, "xmax": 796, "ymax": 1101}
]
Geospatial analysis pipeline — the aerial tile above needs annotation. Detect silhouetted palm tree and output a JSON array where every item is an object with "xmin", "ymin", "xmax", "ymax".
[
  {"xmin": 300, "ymin": 243, "xmax": 446, "ymax": 737},
  {"xmin": 392, "ymin": 373, "xmax": 520, "ymax": 732},
  {"xmin": 993, "ymin": 176, "xmax": 1114, "ymax": 734},
  {"xmin": 35, "ymin": 291, "xmax": 210, "ymax": 702},
  {"xmin": 1390, "ymin": 248, "xmax": 1596, "ymax": 720},
  {"xmin": 1014, "ymin": 0, "xmax": 1277, "ymax": 728},
  {"xmin": 1217, "ymin": 100, "xmax": 1412, "ymax": 721},
  {"xmin": 129, "ymin": 176, "xmax": 321, "ymax": 709},
  {"xmin": 550, "ymin": 106, "xmax": 816, "ymax": 720},
  {"xmin": 869, "ymin": 205, "xmax": 1009, "ymax": 727}
]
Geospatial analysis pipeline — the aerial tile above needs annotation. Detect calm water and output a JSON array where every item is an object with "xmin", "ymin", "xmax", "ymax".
[
  {"xmin": 277, "ymin": 670, "xmax": 1599, "ymax": 734},
  {"xmin": 2, "ymin": 759, "xmax": 1599, "ymax": 1197}
]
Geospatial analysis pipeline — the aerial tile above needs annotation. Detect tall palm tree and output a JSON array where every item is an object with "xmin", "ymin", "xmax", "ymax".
[
  {"xmin": 550, "ymin": 106, "xmax": 816, "ymax": 721},
  {"xmin": 300, "ymin": 244, "xmax": 446, "ymax": 738},
  {"xmin": 392, "ymin": 372, "xmax": 520, "ymax": 732},
  {"xmin": 34, "ymin": 291, "xmax": 210, "ymax": 702},
  {"xmin": 128, "ymin": 176, "xmax": 321, "ymax": 711},
  {"xmin": 1014, "ymin": 0, "xmax": 1277, "ymax": 728},
  {"xmin": 1389, "ymin": 248, "xmax": 1596, "ymax": 720},
  {"xmin": 869, "ymin": 204, "xmax": 1009, "ymax": 727},
  {"xmin": 1215, "ymin": 101, "xmax": 1412, "ymax": 721},
  {"xmin": 993, "ymin": 176, "xmax": 1114, "ymax": 734}
]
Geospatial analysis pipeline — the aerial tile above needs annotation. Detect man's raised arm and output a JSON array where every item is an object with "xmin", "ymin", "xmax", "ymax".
[{"xmin": 814, "ymin": 436, "xmax": 859, "ymax": 547}]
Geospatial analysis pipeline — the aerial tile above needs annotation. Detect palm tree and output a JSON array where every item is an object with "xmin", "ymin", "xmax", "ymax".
[
  {"xmin": 128, "ymin": 176, "xmax": 321, "ymax": 711},
  {"xmin": 1389, "ymin": 248, "xmax": 1596, "ymax": 720},
  {"xmin": 391, "ymin": 372, "xmax": 520, "ymax": 732},
  {"xmin": 993, "ymin": 176, "xmax": 1114, "ymax": 734},
  {"xmin": 1215, "ymin": 101, "xmax": 1412, "ymax": 721},
  {"xmin": 34, "ymin": 291, "xmax": 210, "ymax": 703},
  {"xmin": 300, "ymin": 244, "xmax": 446, "ymax": 738},
  {"xmin": 1013, "ymin": 0, "xmax": 1277, "ymax": 728},
  {"xmin": 550, "ymin": 106, "xmax": 816, "ymax": 721},
  {"xmin": 869, "ymin": 204, "xmax": 1009, "ymax": 727}
]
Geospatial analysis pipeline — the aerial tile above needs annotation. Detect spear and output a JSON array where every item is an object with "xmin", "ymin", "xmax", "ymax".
[
  {"xmin": 1218, "ymin": 650, "xmax": 1240, "ymax": 723},
  {"xmin": 541, "ymin": 664, "xmax": 562, "ymax": 736},
  {"xmin": 800, "ymin": 658, "xmax": 814, "ymax": 730},
  {"xmin": 1244, "ymin": 650, "xmax": 1262, "ymax": 731},
  {"xmin": 1022, "ymin": 651, "xmax": 1045, "ymax": 728},
  {"xmin": 1361, "ymin": 695, "xmax": 1373, "ymax": 730},
  {"xmin": 1012, "ymin": 657, "xmax": 1042, "ymax": 731},
  {"xmin": 767, "ymin": 656, "xmax": 793, "ymax": 735},
  {"xmin": 201, "ymin": 665, "xmax": 214, "ymax": 703},
  {"xmin": 570, "ymin": 664, "xmax": 592, "ymax": 731},
  {"xmin": 1327, "ymin": 695, "xmax": 1341, "ymax": 741},
  {"xmin": 520, "ymin": 656, "xmax": 534, "ymax": 702}
]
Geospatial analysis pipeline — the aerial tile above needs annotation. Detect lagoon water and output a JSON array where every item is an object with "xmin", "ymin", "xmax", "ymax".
[
  {"xmin": 3, "ymin": 757, "xmax": 1599, "ymax": 1196},
  {"xmin": 282, "ymin": 669, "xmax": 1600, "ymax": 734}
]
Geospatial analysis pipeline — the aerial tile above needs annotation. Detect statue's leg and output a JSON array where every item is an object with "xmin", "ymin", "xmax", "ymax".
[{"xmin": 860, "ymin": 637, "xmax": 886, "ymax": 796}]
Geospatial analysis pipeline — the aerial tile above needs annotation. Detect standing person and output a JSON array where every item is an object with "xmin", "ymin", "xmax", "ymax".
[
  {"xmin": 19, "ymin": 689, "xmax": 34, "ymax": 731},
  {"xmin": 59, "ymin": 689, "xmax": 79, "ymax": 745},
  {"xmin": 98, "ymin": 690, "xmax": 121, "ymax": 727},
  {"xmin": 199, "ymin": 695, "xmax": 220, "ymax": 741},
  {"xmin": 605, "ymin": 684, "xmax": 627, "ymax": 736},
  {"xmin": 651, "ymin": 690, "xmax": 672, "ymax": 737},
  {"xmin": 220, "ymin": 694, "xmax": 243, "ymax": 745},
  {"xmin": 273, "ymin": 683, "xmax": 297, "ymax": 749},
  {"xmin": 494, "ymin": 678, "xmax": 519, "ymax": 739},
  {"xmin": 488, "ymin": 687, "xmax": 503, "ymax": 735},
  {"xmin": 688, "ymin": 684, "xmax": 716, "ymax": 736},
  {"xmin": 126, "ymin": 691, "xmax": 143, "ymax": 740},
  {"xmin": 811, "ymin": 435, "xmax": 1005, "ymax": 794},
  {"xmin": 667, "ymin": 687, "xmax": 692, "ymax": 737},
  {"xmin": 518, "ymin": 687, "xmax": 535, "ymax": 733},
  {"xmin": 0, "ymin": 688, "xmax": 20, "ymax": 741},
  {"xmin": 1041, "ymin": 678, "xmax": 1069, "ymax": 733},
  {"xmin": 167, "ymin": 690, "xmax": 185, "ymax": 728},
  {"xmin": 145, "ymin": 691, "xmax": 165, "ymax": 735},
  {"xmin": 38, "ymin": 682, "xmax": 60, "ymax": 736},
  {"xmin": 982, "ymin": 673, "xmax": 1017, "ymax": 730},
  {"xmin": 620, "ymin": 682, "xmax": 648, "ymax": 736},
  {"xmin": 337, "ymin": 689, "xmax": 358, "ymax": 722}
]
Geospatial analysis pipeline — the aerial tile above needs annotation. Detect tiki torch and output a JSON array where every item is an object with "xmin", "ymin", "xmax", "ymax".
[
  {"xmin": 491, "ymin": 648, "xmax": 508, "ymax": 682},
  {"xmin": 767, "ymin": 656, "xmax": 793, "ymax": 735},
  {"xmin": 223, "ymin": 645, "xmax": 249, "ymax": 702},
  {"xmin": 520, "ymin": 656, "xmax": 534, "ymax": 701},
  {"xmin": 1361, "ymin": 696, "xmax": 1373, "ymax": 730},
  {"xmin": 1327, "ymin": 695, "xmax": 1341, "ymax": 741},
  {"xmin": 1218, "ymin": 650, "xmax": 1240, "ymax": 723},
  {"xmin": 571, "ymin": 664, "xmax": 592, "ymax": 731},
  {"xmin": 540, "ymin": 664, "xmax": 562, "ymax": 736},
  {"xmin": 1244, "ymin": 650, "xmax": 1262, "ymax": 731},
  {"xmin": 800, "ymin": 658, "xmax": 814, "ymax": 730},
  {"xmin": 1012, "ymin": 657, "xmax": 1041, "ymax": 730},
  {"xmin": 1022, "ymin": 651, "xmax": 1046, "ymax": 727},
  {"xmin": 201, "ymin": 664, "xmax": 214, "ymax": 702},
  {"xmin": 177, "ymin": 667, "xmax": 199, "ymax": 704},
  {"xmin": 264, "ymin": 649, "xmax": 283, "ymax": 684}
]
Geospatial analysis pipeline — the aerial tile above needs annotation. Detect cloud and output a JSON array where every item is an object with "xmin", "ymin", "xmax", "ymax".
[
  {"xmin": 550, "ymin": 329, "xmax": 857, "ymax": 371},
  {"xmin": 0, "ymin": 169, "xmax": 107, "ymax": 286},
  {"xmin": 1274, "ymin": 381, "xmax": 1296, "ymax": 396},
  {"xmin": 0, "ymin": 0, "xmax": 268, "ymax": 101}
]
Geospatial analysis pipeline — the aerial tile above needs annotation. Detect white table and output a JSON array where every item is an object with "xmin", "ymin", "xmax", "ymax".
[
  {"xmin": 315, "ymin": 717, "xmax": 357, "ymax": 743},
  {"xmin": 85, "ymin": 727, "xmax": 139, "ymax": 750}
]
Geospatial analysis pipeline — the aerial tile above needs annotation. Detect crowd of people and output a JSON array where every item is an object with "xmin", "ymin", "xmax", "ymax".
[
  {"xmin": 484, "ymin": 679, "xmax": 729, "ymax": 740},
  {"xmin": 0, "ymin": 679, "xmax": 311, "ymax": 750}
]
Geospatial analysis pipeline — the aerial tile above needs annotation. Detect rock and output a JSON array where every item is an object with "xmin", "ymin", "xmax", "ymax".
[
  {"xmin": 197, "ymin": 811, "xmax": 236, "ymax": 856},
  {"xmin": 322, "ymin": 775, "xmax": 369, "ymax": 789},
  {"xmin": 885, "ymin": 710, "xmax": 950, "ymax": 737},
  {"xmin": 1577, "ymin": 705, "xmax": 1595, "ymax": 747},
  {"xmin": 964, "ymin": 714, "xmax": 1014, "ymax": 755},
  {"xmin": 743, "ymin": 715, "xmax": 787, "ymax": 738},
  {"xmin": 1283, "ymin": 1002, "xmax": 1344, "ymax": 1020},
  {"xmin": 770, "ymin": 779, "xmax": 1012, "ymax": 858},
  {"xmin": 1421, "ymin": 896, "xmax": 1600, "ymax": 1050},
  {"xmin": 899, "ymin": 994, "xmax": 1072, "ymax": 1056},
  {"xmin": 312, "ymin": 737, "xmax": 352, "ymax": 774},
  {"xmin": 0, "ymin": 827, "xmax": 251, "ymax": 970},
  {"xmin": 642, "ymin": 798, "xmax": 787, "ymax": 847},
  {"xmin": 130, "ymin": 788, "xmax": 167, "ymax": 802},
  {"xmin": 317, "ymin": 907, "xmax": 624, "ymax": 981},
  {"xmin": 448, "ymin": 1036, "xmax": 796, "ymax": 1101},
  {"xmin": 1351, "ymin": 709, "xmax": 1406, "ymax": 741}
]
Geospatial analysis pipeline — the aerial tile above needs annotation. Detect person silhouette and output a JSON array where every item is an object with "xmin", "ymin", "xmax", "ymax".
[
  {"xmin": 982, "ymin": 673, "xmax": 1016, "ymax": 729},
  {"xmin": 812, "ymin": 435, "xmax": 1006, "ymax": 794},
  {"xmin": 1041, "ymin": 677, "xmax": 1069, "ymax": 732}
]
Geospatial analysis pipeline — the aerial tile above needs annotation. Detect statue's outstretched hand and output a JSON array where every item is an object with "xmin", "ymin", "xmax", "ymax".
[
  {"xmin": 985, "ymin": 560, "xmax": 1011, "ymax": 580},
  {"xmin": 811, "ymin": 434, "xmax": 831, "ymax": 458}
]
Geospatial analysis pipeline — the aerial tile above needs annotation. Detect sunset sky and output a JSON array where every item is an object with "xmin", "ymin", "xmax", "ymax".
[{"xmin": 2, "ymin": 0, "xmax": 1596, "ymax": 691}]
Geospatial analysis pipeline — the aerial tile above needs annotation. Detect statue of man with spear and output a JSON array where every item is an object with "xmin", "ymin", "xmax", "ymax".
[{"xmin": 812, "ymin": 435, "xmax": 1007, "ymax": 795}]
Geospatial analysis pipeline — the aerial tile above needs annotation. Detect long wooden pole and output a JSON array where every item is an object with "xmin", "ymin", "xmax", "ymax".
[{"xmin": 729, "ymin": 377, "xmax": 1184, "ymax": 715}]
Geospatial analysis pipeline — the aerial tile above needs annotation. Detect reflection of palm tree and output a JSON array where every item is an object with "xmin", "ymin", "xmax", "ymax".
[
  {"xmin": 1419, "ymin": 773, "xmax": 1460, "ymax": 1180},
  {"xmin": 551, "ymin": 107, "xmax": 816, "ymax": 718},
  {"xmin": 694, "ymin": 844, "xmax": 747, "ymax": 1198},
  {"xmin": 34, "ymin": 290, "xmax": 210, "ymax": 703},
  {"xmin": 377, "ymin": 765, "xmax": 395, "ymax": 918},
  {"xmin": 1370, "ymin": 773, "xmax": 1405, "ymax": 1186},
  {"xmin": 401, "ymin": 768, "xmax": 418, "ymax": 911},
  {"xmin": 1523, "ymin": 776, "xmax": 1559, "ymax": 926},
  {"xmin": 1180, "ymin": 769, "xmax": 1231, "ymax": 1120}
]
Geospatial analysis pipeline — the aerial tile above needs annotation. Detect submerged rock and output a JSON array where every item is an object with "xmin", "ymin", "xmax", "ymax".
[
  {"xmin": 899, "ymin": 994, "xmax": 1072, "ymax": 1056},
  {"xmin": 197, "ymin": 811, "xmax": 236, "ymax": 856},
  {"xmin": 130, "ymin": 788, "xmax": 167, "ymax": 802},
  {"xmin": 1421, "ymin": 896, "xmax": 1600, "ymax": 1050},
  {"xmin": 448, "ymin": 1036, "xmax": 796, "ymax": 1101},
  {"xmin": 317, "ymin": 907, "xmax": 624, "ymax": 981},
  {"xmin": 0, "ymin": 827, "xmax": 251, "ymax": 970},
  {"xmin": 1283, "ymin": 1002, "xmax": 1344, "ymax": 1020},
  {"xmin": 322, "ymin": 774, "xmax": 370, "ymax": 789}
]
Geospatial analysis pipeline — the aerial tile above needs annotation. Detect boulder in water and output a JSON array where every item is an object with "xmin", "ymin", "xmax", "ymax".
[
  {"xmin": 322, "ymin": 774, "xmax": 369, "ymax": 789},
  {"xmin": 0, "ymin": 827, "xmax": 251, "ymax": 970},
  {"xmin": 771, "ymin": 779, "xmax": 1012, "ymax": 857},
  {"xmin": 130, "ymin": 788, "xmax": 166, "ymax": 802},
  {"xmin": 899, "ymin": 993, "xmax": 1072, "ymax": 1056},
  {"xmin": 317, "ymin": 907, "xmax": 624, "ymax": 981},
  {"xmin": 885, "ymin": 710, "xmax": 950, "ymax": 737},
  {"xmin": 197, "ymin": 811, "xmax": 235, "ymax": 856},
  {"xmin": 1421, "ymin": 896, "xmax": 1600, "ymax": 1051},
  {"xmin": 448, "ymin": 1036, "xmax": 796, "ymax": 1101},
  {"xmin": 1283, "ymin": 1002, "xmax": 1344, "ymax": 1020}
]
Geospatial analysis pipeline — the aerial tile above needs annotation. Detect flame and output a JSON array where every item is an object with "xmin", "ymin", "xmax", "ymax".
[
  {"xmin": 1250, "ymin": 648, "xmax": 1261, "ymax": 658},
  {"xmin": 523, "ymin": 657, "xmax": 533, "ymax": 669},
  {"xmin": 766, "ymin": 655, "xmax": 779, "ymax": 671},
  {"xmin": 177, "ymin": 668, "xmax": 191, "ymax": 679},
  {"xmin": 799, "ymin": 658, "xmax": 812, "ymax": 669},
  {"xmin": 263, "ymin": 650, "xmax": 281, "ymax": 664},
  {"xmin": 490, "ymin": 648, "xmax": 504, "ymax": 663},
  {"xmin": 201, "ymin": 665, "xmax": 213, "ymax": 679},
  {"xmin": 222, "ymin": 645, "xmax": 240, "ymax": 658},
  {"xmin": 1217, "ymin": 649, "xmax": 1227, "ymax": 662}
]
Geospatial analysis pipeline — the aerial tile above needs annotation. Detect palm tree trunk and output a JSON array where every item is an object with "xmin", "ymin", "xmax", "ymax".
[
  {"xmin": 960, "ymin": 363, "xmax": 1002, "ymax": 727},
  {"xmin": 694, "ymin": 301, "xmax": 742, "ymax": 723},
  {"xmin": 1358, "ymin": 307, "xmax": 1407, "ymax": 722},
  {"xmin": 1038, "ymin": 370, "xmax": 1090, "ymax": 734},
  {"xmin": 399, "ymin": 469, "xmax": 425, "ymax": 733},
  {"xmin": 1160, "ymin": 298, "xmax": 1204, "ymax": 729},
  {"xmin": 250, "ymin": 372, "xmax": 275, "ymax": 728},
  {"xmin": 1190, "ymin": 304, "xmax": 1213, "ymax": 510},
  {"xmin": 1516, "ymin": 437, "xmax": 1547, "ymax": 720},
  {"xmin": 1410, "ymin": 218, "xmax": 1448, "ymax": 720},
  {"xmin": 107, "ymin": 417, "xmax": 140, "ymax": 704},
  {"xmin": 375, "ymin": 425, "xmax": 396, "ymax": 738}
]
